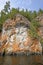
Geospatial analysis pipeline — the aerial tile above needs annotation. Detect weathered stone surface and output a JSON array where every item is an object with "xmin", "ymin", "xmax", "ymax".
[
  {"xmin": 36, "ymin": 14, "xmax": 43, "ymax": 39},
  {"xmin": 0, "ymin": 14, "xmax": 42, "ymax": 55}
]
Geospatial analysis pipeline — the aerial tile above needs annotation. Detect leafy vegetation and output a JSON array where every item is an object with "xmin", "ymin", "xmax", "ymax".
[{"xmin": 29, "ymin": 20, "xmax": 40, "ymax": 39}]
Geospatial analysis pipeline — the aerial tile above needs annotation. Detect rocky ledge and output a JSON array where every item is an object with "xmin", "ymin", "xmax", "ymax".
[{"xmin": 0, "ymin": 14, "xmax": 42, "ymax": 55}]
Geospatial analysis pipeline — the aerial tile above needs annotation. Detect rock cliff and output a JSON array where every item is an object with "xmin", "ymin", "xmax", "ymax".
[
  {"xmin": 36, "ymin": 14, "xmax": 43, "ymax": 39},
  {"xmin": 0, "ymin": 14, "xmax": 42, "ymax": 55}
]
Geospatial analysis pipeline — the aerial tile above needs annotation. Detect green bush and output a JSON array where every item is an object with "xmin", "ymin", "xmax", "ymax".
[{"xmin": 29, "ymin": 20, "xmax": 40, "ymax": 39}]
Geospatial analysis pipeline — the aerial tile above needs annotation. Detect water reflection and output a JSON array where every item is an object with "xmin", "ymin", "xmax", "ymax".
[{"xmin": 0, "ymin": 55, "xmax": 43, "ymax": 65}]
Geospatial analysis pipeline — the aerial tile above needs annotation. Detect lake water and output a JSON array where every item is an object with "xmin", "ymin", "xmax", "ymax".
[{"xmin": 0, "ymin": 55, "xmax": 43, "ymax": 65}]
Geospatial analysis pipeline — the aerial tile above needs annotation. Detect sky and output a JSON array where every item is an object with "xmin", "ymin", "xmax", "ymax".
[{"xmin": 0, "ymin": 0, "xmax": 43, "ymax": 12}]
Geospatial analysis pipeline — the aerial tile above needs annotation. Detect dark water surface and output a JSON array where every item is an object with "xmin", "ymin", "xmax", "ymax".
[{"xmin": 0, "ymin": 55, "xmax": 43, "ymax": 65}]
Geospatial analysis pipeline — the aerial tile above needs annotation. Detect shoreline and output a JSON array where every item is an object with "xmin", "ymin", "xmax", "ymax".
[{"xmin": 0, "ymin": 52, "xmax": 42, "ymax": 56}]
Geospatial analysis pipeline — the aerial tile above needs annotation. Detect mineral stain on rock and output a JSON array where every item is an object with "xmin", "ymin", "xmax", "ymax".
[{"xmin": 0, "ymin": 14, "xmax": 42, "ymax": 55}]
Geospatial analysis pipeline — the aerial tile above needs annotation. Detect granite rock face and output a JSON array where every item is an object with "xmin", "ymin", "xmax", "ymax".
[
  {"xmin": 36, "ymin": 14, "xmax": 43, "ymax": 39},
  {"xmin": 0, "ymin": 14, "xmax": 42, "ymax": 55}
]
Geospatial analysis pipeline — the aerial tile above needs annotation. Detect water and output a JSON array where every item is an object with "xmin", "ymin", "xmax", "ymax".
[{"xmin": 0, "ymin": 55, "xmax": 43, "ymax": 65}]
